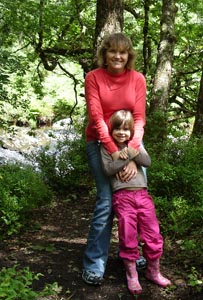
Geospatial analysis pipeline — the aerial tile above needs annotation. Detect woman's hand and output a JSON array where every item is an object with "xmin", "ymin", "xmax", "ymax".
[
  {"xmin": 127, "ymin": 147, "xmax": 139, "ymax": 158},
  {"xmin": 119, "ymin": 147, "xmax": 128, "ymax": 160},
  {"xmin": 111, "ymin": 147, "xmax": 128, "ymax": 160},
  {"xmin": 116, "ymin": 160, "xmax": 137, "ymax": 182}
]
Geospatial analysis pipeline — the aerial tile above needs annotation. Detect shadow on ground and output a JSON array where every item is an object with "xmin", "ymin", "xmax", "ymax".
[{"xmin": 0, "ymin": 194, "xmax": 202, "ymax": 300}]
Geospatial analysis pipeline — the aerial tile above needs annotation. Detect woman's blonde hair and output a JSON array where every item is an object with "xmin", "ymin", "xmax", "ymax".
[
  {"xmin": 97, "ymin": 32, "xmax": 136, "ymax": 69},
  {"xmin": 109, "ymin": 110, "xmax": 135, "ymax": 140}
]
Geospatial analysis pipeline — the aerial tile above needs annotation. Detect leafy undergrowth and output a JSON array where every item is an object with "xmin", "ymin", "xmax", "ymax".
[{"xmin": 0, "ymin": 190, "xmax": 202, "ymax": 300}]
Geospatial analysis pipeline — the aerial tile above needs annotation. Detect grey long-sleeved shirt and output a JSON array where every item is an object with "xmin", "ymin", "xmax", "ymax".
[{"xmin": 100, "ymin": 144, "xmax": 151, "ymax": 192}]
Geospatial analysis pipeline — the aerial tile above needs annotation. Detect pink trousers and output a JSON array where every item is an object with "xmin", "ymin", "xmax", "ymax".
[{"xmin": 112, "ymin": 189, "xmax": 163, "ymax": 261}]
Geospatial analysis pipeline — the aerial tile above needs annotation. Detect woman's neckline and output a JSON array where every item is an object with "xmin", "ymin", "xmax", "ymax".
[{"xmin": 103, "ymin": 68, "xmax": 128, "ymax": 77}]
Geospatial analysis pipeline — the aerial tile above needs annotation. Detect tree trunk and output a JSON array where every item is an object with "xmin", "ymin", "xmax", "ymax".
[
  {"xmin": 192, "ymin": 65, "xmax": 203, "ymax": 137},
  {"xmin": 147, "ymin": 0, "xmax": 177, "ymax": 142},
  {"xmin": 143, "ymin": 0, "xmax": 151, "ymax": 76}
]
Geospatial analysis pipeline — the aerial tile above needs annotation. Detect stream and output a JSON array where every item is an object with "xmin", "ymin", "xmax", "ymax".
[{"xmin": 0, "ymin": 118, "xmax": 78, "ymax": 167}]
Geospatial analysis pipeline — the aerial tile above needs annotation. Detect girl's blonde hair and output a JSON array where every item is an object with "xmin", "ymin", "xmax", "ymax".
[
  {"xmin": 97, "ymin": 32, "xmax": 136, "ymax": 69},
  {"xmin": 109, "ymin": 110, "xmax": 135, "ymax": 140}
]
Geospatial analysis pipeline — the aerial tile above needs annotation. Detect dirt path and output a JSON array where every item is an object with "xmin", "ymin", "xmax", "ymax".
[{"xmin": 0, "ymin": 194, "xmax": 202, "ymax": 300}]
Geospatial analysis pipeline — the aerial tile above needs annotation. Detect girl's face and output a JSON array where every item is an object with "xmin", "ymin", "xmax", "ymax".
[
  {"xmin": 106, "ymin": 48, "xmax": 129, "ymax": 73},
  {"xmin": 112, "ymin": 125, "xmax": 131, "ymax": 146}
]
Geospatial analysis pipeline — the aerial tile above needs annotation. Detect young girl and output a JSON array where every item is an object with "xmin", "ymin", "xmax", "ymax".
[{"xmin": 100, "ymin": 110, "xmax": 171, "ymax": 294}]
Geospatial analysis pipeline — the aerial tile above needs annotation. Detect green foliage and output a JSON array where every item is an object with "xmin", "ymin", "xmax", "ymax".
[
  {"xmin": 154, "ymin": 196, "xmax": 202, "ymax": 237},
  {"xmin": 33, "ymin": 134, "xmax": 90, "ymax": 195},
  {"xmin": 147, "ymin": 137, "xmax": 203, "ymax": 245},
  {"xmin": 148, "ymin": 137, "xmax": 203, "ymax": 201},
  {"xmin": 187, "ymin": 267, "xmax": 203, "ymax": 292},
  {"xmin": 53, "ymin": 99, "xmax": 71, "ymax": 122},
  {"xmin": 52, "ymin": 98, "xmax": 80, "ymax": 122},
  {"xmin": 0, "ymin": 265, "xmax": 59, "ymax": 300},
  {"xmin": 0, "ymin": 0, "xmax": 203, "ymax": 134},
  {"xmin": 0, "ymin": 164, "xmax": 53, "ymax": 237},
  {"xmin": 145, "ymin": 111, "xmax": 168, "ymax": 145}
]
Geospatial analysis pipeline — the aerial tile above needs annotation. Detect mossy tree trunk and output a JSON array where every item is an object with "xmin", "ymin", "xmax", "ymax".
[
  {"xmin": 143, "ymin": 0, "xmax": 151, "ymax": 76},
  {"xmin": 192, "ymin": 65, "xmax": 203, "ymax": 137},
  {"xmin": 147, "ymin": 0, "xmax": 177, "ymax": 143}
]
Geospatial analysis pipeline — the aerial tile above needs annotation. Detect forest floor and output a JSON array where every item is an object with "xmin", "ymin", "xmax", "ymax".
[{"xmin": 0, "ymin": 189, "xmax": 202, "ymax": 300}]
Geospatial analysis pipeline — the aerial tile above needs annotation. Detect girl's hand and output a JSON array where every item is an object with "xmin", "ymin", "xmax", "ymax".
[{"xmin": 116, "ymin": 160, "xmax": 137, "ymax": 182}]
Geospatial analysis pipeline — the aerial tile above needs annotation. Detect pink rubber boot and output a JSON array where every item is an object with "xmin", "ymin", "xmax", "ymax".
[
  {"xmin": 123, "ymin": 259, "xmax": 142, "ymax": 294},
  {"xmin": 146, "ymin": 259, "xmax": 171, "ymax": 287}
]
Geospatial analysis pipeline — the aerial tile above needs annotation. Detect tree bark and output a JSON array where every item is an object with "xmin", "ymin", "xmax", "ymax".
[
  {"xmin": 147, "ymin": 0, "xmax": 177, "ymax": 142},
  {"xmin": 192, "ymin": 65, "xmax": 203, "ymax": 137},
  {"xmin": 143, "ymin": 0, "xmax": 151, "ymax": 76}
]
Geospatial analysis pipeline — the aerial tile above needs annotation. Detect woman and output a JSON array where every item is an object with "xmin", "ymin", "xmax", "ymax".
[{"xmin": 82, "ymin": 32, "xmax": 146, "ymax": 285}]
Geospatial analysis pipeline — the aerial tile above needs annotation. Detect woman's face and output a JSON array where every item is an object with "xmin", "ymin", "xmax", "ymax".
[{"xmin": 106, "ymin": 48, "xmax": 129, "ymax": 74}]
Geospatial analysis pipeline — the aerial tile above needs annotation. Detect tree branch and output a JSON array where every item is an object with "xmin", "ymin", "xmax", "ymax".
[{"xmin": 58, "ymin": 62, "xmax": 79, "ymax": 124}]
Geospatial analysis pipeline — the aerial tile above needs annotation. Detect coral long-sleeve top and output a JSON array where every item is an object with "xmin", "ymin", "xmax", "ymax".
[{"xmin": 85, "ymin": 68, "xmax": 146, "ymax": 154}]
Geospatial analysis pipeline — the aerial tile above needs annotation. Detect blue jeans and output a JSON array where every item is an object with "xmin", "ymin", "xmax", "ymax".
[{"xmin": 83, "ymin": 141, "xmax": 113, "ymax": 277}]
